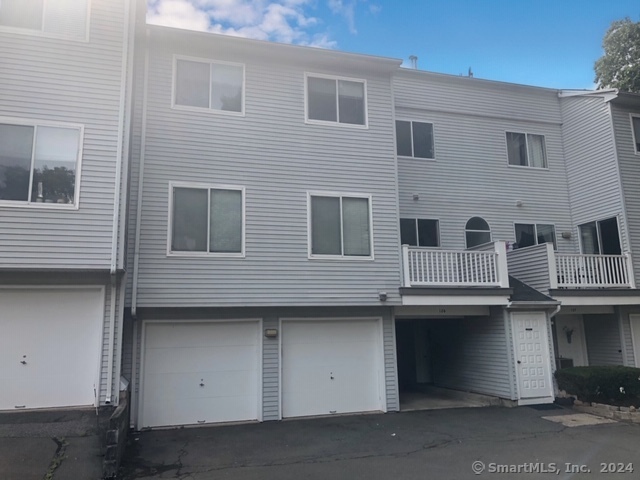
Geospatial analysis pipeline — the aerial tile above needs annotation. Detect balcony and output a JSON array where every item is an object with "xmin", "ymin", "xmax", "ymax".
[
  {"xmin": 402, "ymin": 242, "xmax": 510, "ymax": 288},
  {"xmin": 555, "ymin": 253, "xmax": 635, "ymax": 289}
]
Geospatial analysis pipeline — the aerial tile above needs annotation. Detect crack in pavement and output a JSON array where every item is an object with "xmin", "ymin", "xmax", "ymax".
[{"xmin": 43, "ymin": 437, "xmax": 69, "ymax": 480}]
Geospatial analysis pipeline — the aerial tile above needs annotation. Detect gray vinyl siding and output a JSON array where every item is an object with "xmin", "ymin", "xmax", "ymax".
[
  {"xmin": 507, "ymin": 244, "xmax": 552, "ymax": 295},
  {"xmin": 394, "ymin": 71, "xmax": 575, "ymax": 254},
  {"xmin": 131, "ymin": 32, "xmax": 401, "ymax": 307},
  {"xmin": 384, "ymin": 313, "xmax": 399, "ymax": 411},
  {"xmin": 583, "ymin": 314, "xmax": 623, "ymax": 366},
  {"xmin": 617, "ymin": 307, "xmax": 638, "ymax": 367},
  {"xmin": 0, "ymin": 0, "xmax": 128, "ymax": 269},
  {"xmin": 431, "ymin": 307, "xmax": 512, "ymax": 398},
  {"xmin": 611, "ymin": 103, "xmax": 640, "ymax": 286},
  {"xmin": 560, "ymin": 97, "xmax": 628, "ymax": 252},
  {"xmin": 262, "ymin": 316, "xmax": 279, "ymax": 421}
]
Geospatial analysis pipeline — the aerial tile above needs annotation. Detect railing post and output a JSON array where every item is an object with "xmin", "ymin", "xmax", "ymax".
[
  {"xmin": 626, "ymin": 252, "xmax": 636, "ymax": 289},
  {"xmin": 547, "ymin": 243, "xmax": 558, "ymax": 289},
  {"xmin": 402, "ymin": 244, "xmax": 411, "ymax": 287},
  {"xmin": 494, "ymin": 241, "xmax": 509, "ymax": 288}
]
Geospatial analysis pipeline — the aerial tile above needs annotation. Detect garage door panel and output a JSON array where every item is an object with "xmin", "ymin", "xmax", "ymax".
[
  {"xmin": 146, "ymin": 322, "xmax": 258, "ymax": 348},
  {"xmin": 144, "ymin": 344, "xmax": 257, "ymax": 374}
]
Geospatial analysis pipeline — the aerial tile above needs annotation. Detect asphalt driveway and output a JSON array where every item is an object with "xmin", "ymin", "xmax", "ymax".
[{"xmin": 119, "ymin": 406, "xmax": 640, "ymax": 480}]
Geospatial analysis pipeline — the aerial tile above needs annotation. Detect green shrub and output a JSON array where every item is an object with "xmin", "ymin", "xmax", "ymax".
[{"xmin": 555, "ymin": 366, "xmax": 640, "ymax": 405}]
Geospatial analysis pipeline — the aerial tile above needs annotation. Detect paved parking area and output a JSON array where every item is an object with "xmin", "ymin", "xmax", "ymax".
[{"xmin": 120, "ymin": 406, "xmax": 640, "ymax": 480}]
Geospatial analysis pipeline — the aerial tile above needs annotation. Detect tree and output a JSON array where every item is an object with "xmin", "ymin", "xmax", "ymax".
[{"xmin": 594, "ymin": 18, "xmax": 640, "ymax": 93}]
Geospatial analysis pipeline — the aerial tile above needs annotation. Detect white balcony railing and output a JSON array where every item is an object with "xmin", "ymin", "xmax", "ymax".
[
  {"xmin": 555, "ymin": 253, "xmax": 635, "ymax": 289},
  {"xmin": 402, "ymin": 243, "xmax": 509, "ymax": 287}
]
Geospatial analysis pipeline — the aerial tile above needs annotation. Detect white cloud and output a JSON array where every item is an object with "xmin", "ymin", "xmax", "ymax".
[
  {"xmin": 327, "ymin": 0, "xmax": 357, "ymax": 34},
  {"xmin": 147, "ymin": 0, "xmax": 343, "ymax": 48}
]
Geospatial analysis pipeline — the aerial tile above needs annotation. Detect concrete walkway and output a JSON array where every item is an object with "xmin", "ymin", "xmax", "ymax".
[
  {"xmin": 120, "ymin": 406, "xmax": 640, "ymax": 480},
  {"xmin": 0, "ymin": 408, "xmax": 108, "ymax": 480}
]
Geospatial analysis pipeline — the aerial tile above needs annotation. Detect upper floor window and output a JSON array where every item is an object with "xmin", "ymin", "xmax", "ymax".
[
  {"xmin": 506, "ymin": 132, "xmax": 547, "ymax": 168},
  {"xmin": 400, "ymin": 218, "xmax": 439, "ymax": 247},
  {"xmin": 306, "ymin": 74, "xmax": 367, "ymax": 127},
  {"xmin": 515, "ymin": 223, "xmax": 557, "ymax": 250},
  {"xmin": 0, "ymin": 0, "xmax": 89, "ymax": 41},
  {"xmin": 173, "ymin": 57, "xmax": 244, "ymax": 115},
  {"xmin": 0, "ymin": 121, "xmax": 82, "ymax": 207},
  {"xmin": 465, "ymin": 217, "xmax": 491, "ymax": 248},
  {"xmin": 309, "ymin": 193, "xmax": 372, "ymax": 258},
  {"xmin": 631, "ymin": 115, "xmax": 640, "ymax": 154},
  {"xmin": 579, "ymin": 217, "xmax": 621, "ymax": 255},
  {"xmin": 169, "ymin": 184, "xmax": 244, "ymax": 256},
  {"xmin": 396, "ymin": 121, "xmax": 434, "ymax": 159}
]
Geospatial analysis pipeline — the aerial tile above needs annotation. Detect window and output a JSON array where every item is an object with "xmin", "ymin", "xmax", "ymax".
[
  {"xmin": 0, "ymin": 0, "xmax": 88, "ymax": 40},
  {"xmin": 400, "ymin": 218, "xmax": 439, "ymax": 247},
  {"xmin": 514, "ymin": 223, "xmax": 557, "ymax": 250},
  {"xmin": 465, "ymin": 217, "xmax": 491, "ymax": 248},
  {"xmin": 506, "ymin": 132, "xmax": 547, "ymax": 168},
  {"xmin": 579, "ymin": 217, "xmax": 621, "ymax": 255},
  {"xmin": 170, "ymin": 184, "xmax": 244, "ymax": 255},
  {"xmin": 396, "ymin": 121, "xmax": 434, "ymax": 159},
  {"xmin": 306, "ymin": 74, "xmax": 366, "ymax": 126},
  {"xmin": 309, "ymin": 194, "xmax": 372, "ymax": 257},
  {"xmin": 0, "ymin": 121, "xmax": 81, "ymax": 206},
  {"xmin": 631, "ymin": 115, "xmax": 640, "ymax": 154},
  {"xmin": 174, "ymin": 58, "xmax": 244, "ymax": 114}
]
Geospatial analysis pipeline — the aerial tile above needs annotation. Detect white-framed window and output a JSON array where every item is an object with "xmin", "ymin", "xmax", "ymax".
[
  {"xmin": 173, "ymin": 56, "xmax": 245, "ymax": 115},
  {"xmin": 465, "ymin": 217, "xmax": 491, "ymax": 248},
  {"xmin": 514, "ymin": 223, "xmax": 557, "ymax": 250},
  {"xmin": 506, "ymin": 131, "xmax": 547, "ymax": 168},
  {"xmin": 308, "ymin": 192, "xmax": 373, "ymax": 258},
  {"xmin": 579, "ymin": 217, "xmax": 621, "ymax": 255},
  {"xmin": 168, "ymin": 183, "xmax": 245, "ymax": 256},
  {"xmin": 396, "ymin": 121, "xmax": 434, "ymax": 159},
  {"xmin": 0, "ymin": 119, "xmax": 83, "ymax": 207},
  {"xmin": 305, "ymin": 73, "xmax": 367, "ymax": 127},
  {"xmin": 631, "ymin": 114, "xmax": 640, "ymax": 154},
  {"xmin": 0, "ymin": 0, "xmax": 89, "ymax": 41},
  {"xmin": 400, "ymin": 218, "xmax": 439, "ymax": 247}
]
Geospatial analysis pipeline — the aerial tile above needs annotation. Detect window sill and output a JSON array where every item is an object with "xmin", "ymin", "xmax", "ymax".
[
  {"xmin": 0, "ymin": 201, "xmax": 78, "ymax": 210},
  {"xmin": 170, "ymin": 104, "xmax": 245, "ymax": 117},
  {"xmin": 167, "ymin": 251, "xmax": 246, "ymax": 258},
  {"xmin": 397, "ymin": 155, "xmax": 436, "ymax": 161},
  {"xmin": 308, "ymin": 254, "xmax": 374, "ymax": 261},
  {"xmin": 304, "ymin": 118, "xmax": 368, "ymax": 130},
  {"xmin": 507, "ymin": 164, "xmax": 549, "ymax": 171}
]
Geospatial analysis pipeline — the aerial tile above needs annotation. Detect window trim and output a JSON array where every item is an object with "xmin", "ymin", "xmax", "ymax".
[
  {"xmin": 505, "ymin": 130, "xmax": 549, "ymax": 169},
  {"xmin": 400, "ymin": 217, "xmax": 440, "ymax": 247},
  {"xmin": 0, "ymin": 0, "xmax": 91, "ymax": 42},
  {"xmin": 307, "ymin": 191, "xmax": 374, "ymax": 260},
  {"xmin": 0, "ymin": 116, "xmax": 84, "ymax": 210},
  {"xmin": 395, "ymin": 119, "xmax": 436, "ymax": 160},
  {"xmin": 630, "ymin": 114, "xmax": 640, "ymax": 155},
  {"xmin": 167, "ymin": 181, "xmax": 246, "ymax": 258},
  {"xmin": 513, "ymin": 222, "xmax": 558, "ymax": 250},
  {"xmin": 171, "ymin": 55, "xmax": 246, "ymax": 117},
  {"xmin": 464, "ymin": 216, "xmax": 492, "ymax": 249},
  {"xmin": 304, "ymin": 72, "xmax": 369, "ymax": 129}
]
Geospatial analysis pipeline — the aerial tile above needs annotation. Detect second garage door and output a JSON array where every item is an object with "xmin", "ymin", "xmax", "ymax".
[
  {"xmin": 282, "ymin": 319, "xmax": 384, "ymax": 418},
  {"xmin": 140, "ymin": 320, "xmax": 260, "ymax": 428}
]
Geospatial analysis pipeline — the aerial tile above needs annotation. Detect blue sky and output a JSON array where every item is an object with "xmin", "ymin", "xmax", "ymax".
[{"xmin": 147, "ymin": 0, "xmax": 640, "ymax": 89}]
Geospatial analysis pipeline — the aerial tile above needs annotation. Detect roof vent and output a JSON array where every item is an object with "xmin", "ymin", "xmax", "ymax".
[{"xmin": 409, "ymin": 55, "xmax": 418, "ymax": 69}]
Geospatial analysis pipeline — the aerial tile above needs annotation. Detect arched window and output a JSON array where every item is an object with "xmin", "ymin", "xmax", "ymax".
[{"xmin": 465, "ymin": 217, "xmax": 491, "ymax": 248}]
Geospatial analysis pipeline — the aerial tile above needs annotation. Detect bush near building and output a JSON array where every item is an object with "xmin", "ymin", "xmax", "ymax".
[{"xmin": 555, "ymin": 366, "xmax": 640, "ymax": 407}]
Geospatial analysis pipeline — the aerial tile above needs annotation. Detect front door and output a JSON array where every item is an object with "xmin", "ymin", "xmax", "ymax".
[{"xmin": 512, "ymin": 312, "xmax": 553, "ymax": 402}]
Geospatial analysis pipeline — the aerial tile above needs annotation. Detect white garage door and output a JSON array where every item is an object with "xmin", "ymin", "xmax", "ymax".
[
  {"xmin": 0, "ymin": 288, "xmax": 104, "ymax": 410},
  {"xmin": 282, "ymin": 319, "xmax": 384, "ymax": 418},
  {"xmin": 140, "ymin": 321, "xmax": 260, "ymax": 428}
]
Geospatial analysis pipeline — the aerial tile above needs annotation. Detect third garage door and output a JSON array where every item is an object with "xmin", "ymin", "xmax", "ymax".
[{"xmin": 281, "ymin": 319, "xmax": 384, "ymax": 418}]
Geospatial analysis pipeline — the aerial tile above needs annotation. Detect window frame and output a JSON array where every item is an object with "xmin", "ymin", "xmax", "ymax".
[
  {"xmin": 630, "ymin": 114, "xmax": 640, "ymax": 155},
  {"xmin": 171, "ymin": 55, "xmax": 246, "ymax": 116},
  {"xmin": 304, "ymin": 72, "xmax": 369, "ymax": 129},
  {"xmin": 464, "ymin": 216, "xmax": 492, "ymax": 249},
  {"xmin": 395, "ymin": 119, "xmax": 435, "ymax": 159},
  {"xmin": 505, "ymin": 130, "xmax": 548, "ymax": 169},
  {"xmin": 167, "ymin": 181, "xmax": 246, "ymax": 258},
  {"xmin": 307, "ymin": 191, "xmax": 374, "ymax": 260},
  {"xmin": 578, "ymin": 216, "xmax": 622, "ymax": 255},
  {"xmin": 0, "ymin": 116, "xmax": 84, "ymax": 209},
  {"xmin": 0, "ymin": 0, "xmax": 91, "ymax": 42},
  {"xmin": 400, "ymin": 218, "xmax": 440, "ymax": 247},
  {"xmin": 513, "ymin": 222, "xmax": 557, "ymax": 250}
]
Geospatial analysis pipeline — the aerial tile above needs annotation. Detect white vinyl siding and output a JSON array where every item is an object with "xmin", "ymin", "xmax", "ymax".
[
  {"xmin": 0, "ymin": 0, "xmax": 89, "ymax": 41},
  {"xmin": 514, "ymin": 223, "xmax": 556, "ymax": 250},
  {"xmin": 306, "ymin": 73, "xmax": 367, "ymax": 127},
  {"xmin": 506, "ymin": 131, "xmax": 547, "ymax": 168},
  {"xmin": 395, "ymin": 120, "xmax": 434, "ymax": 159}
]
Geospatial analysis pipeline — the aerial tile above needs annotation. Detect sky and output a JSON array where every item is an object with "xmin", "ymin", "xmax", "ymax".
[{"xmin": 147, "ymin": 0, "xmax": 640, "ymax": 90}]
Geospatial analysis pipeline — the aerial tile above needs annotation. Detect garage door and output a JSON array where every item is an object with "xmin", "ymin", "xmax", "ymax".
[
  {"xmin": 140, "ymin": 321, "xmax": 260, "ymax": 428},
  {"xmin": 0, "ymin": 288, "xmax": 104, "ymax": 410},
  {"xmin": 282, "ymin": 319, "xmax": 383, "ymax": 418}
]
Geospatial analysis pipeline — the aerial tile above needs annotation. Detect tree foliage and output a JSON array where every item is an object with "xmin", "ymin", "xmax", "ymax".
[{"xmin": 595, "ymin": 17, "xmax": 640, "ymax": 93}]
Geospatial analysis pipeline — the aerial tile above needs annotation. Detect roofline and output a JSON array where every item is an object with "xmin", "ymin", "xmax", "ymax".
[{"xmin": 146, "ymin": 24, "xmax": 403, "ymax": 68}]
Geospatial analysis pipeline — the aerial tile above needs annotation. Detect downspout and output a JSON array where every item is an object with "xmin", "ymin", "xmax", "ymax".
[
  {"xmin": 106, "ymin": 0, "xmax": 133, "ymax": 405},
  {"xmin": 131, "ymin": 40, "xmax": 150, "ymax": 319}
]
